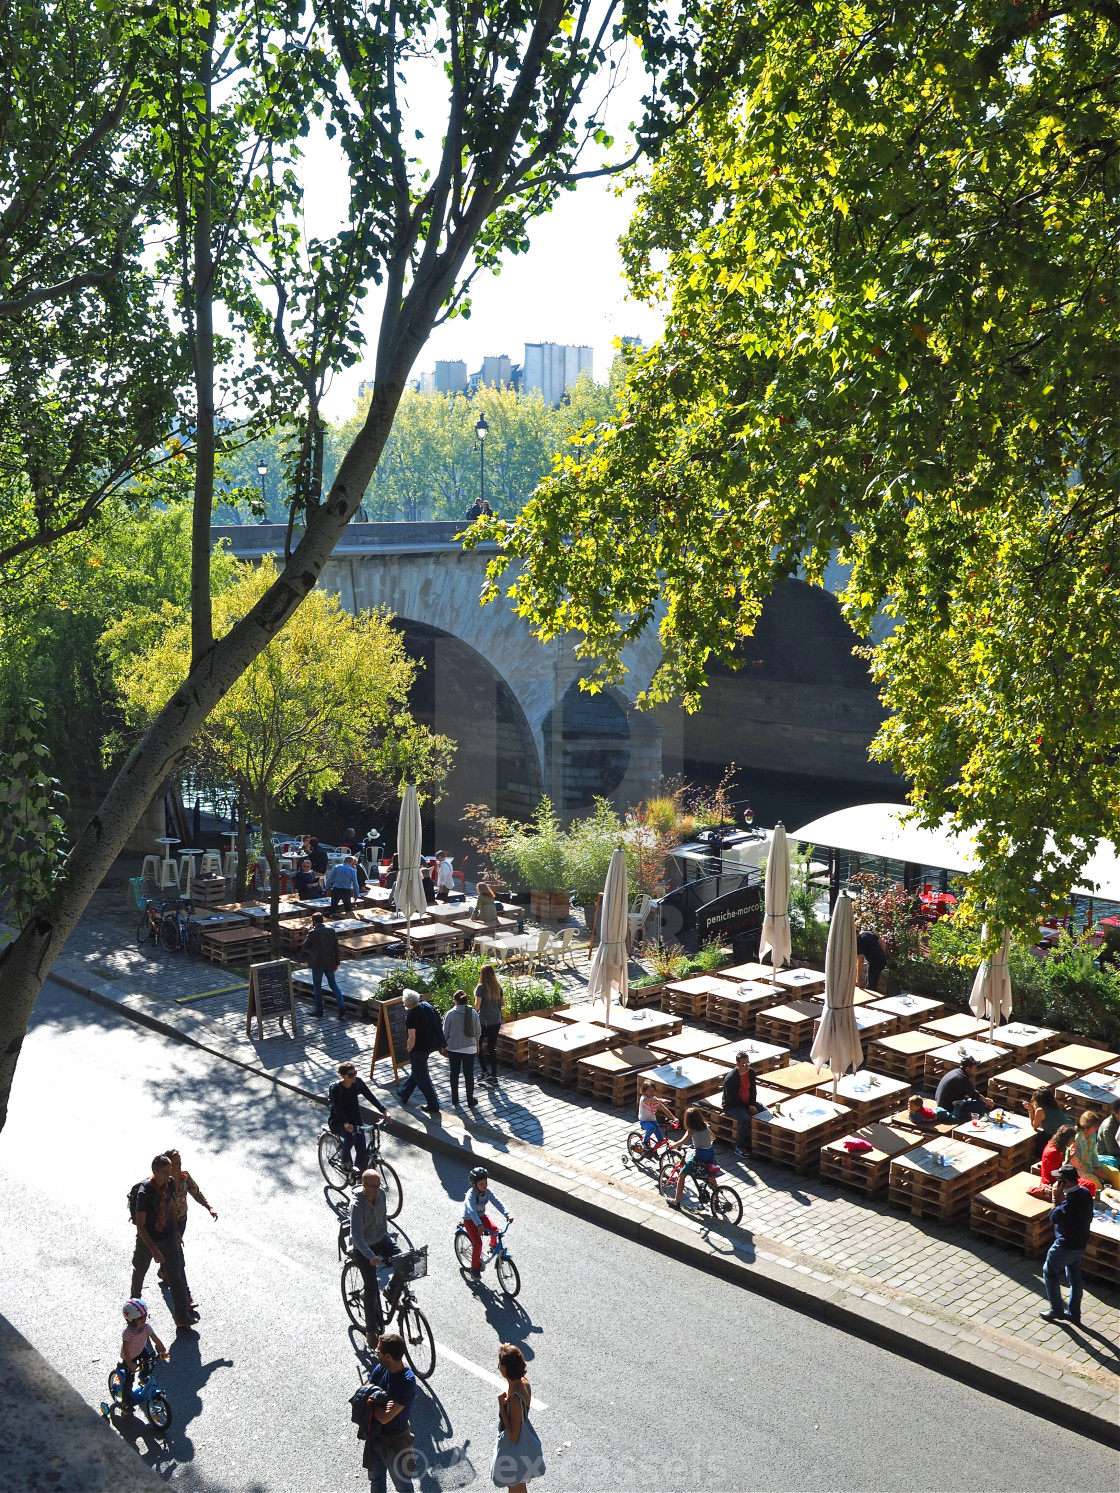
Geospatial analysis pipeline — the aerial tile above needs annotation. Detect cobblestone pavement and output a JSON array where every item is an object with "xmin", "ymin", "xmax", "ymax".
[{"xmin": 50, "ymin": 891, "xmax": 1120, "ymax": 1395}]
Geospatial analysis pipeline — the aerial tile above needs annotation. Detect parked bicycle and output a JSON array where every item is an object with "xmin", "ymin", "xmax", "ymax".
[
  {"xmin": 158, "ymin": 897, "xmax": 202, "ymax": 956},
  {"xmin": 339, "ymin": 1225, "xmax": 435, "ymax": 1380},
  {"xmin": 453, "ymin": 1219, "xmax": 520, "ymax": 1297},
  {"xmin": 319, "ymin": 1120, "xmax": 402, "ymax": 1218},
  {"xmin": 101, "ymin": 1344, "xmax": 173, "ymax": 1433},
  {"xmin": 659, "ymin": 1158, "xmax": 743, "ymax": 1225},
  {"xmin": 136, "ymin": 896, "xmax": 171, "ymax": 947}
]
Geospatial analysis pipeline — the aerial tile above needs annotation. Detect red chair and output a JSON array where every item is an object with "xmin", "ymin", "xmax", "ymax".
[{"xmin": 452, "ymin": 854, "xmax": 469, "ymax": 893}]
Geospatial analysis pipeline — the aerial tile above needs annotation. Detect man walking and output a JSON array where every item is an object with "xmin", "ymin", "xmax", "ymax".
[
  {"xmin": 362, "ymin": 1332, "xmax": 416, "ymax": 1492},
  {"xmin": 165, "ymin": 1147, "xmax": 217, "ymax": 1310},
  {"xmin": 303, "ymin": 912, "xmax": 345, "ymax": 1020},
  {"xmin": 1041, "ymin": 1164, "xmax": 1094, "ymax": 1324},
  {"xmin": 326, "ymin": 855, "xmax": 361, "ymax": 914},
  {"xmin": 349, "ymin": 1170, "xmax": 401, "ymax": 1345},
  {"xmin": 396, "ymin": 990, "xmax": 443, "ymax": 1116},
  {"xmin": 131, "ymin": 1155, "xmax": 196, "ymax": 1330}
]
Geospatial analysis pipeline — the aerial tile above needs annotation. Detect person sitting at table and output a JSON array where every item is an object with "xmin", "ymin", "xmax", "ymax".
[
  {"xmin": 434, "ymin": 852, "xmax": 455, "ymax": 900},
  {"xmin": 667, "ymin": 1106, "xmax": 717, "ymax": 1209},
  {"xmin": 933, "ymin": 1056, "xmax": 993, "ymax": 1123},
  {"xmin": 473, "ymin": 882, "xmax": 498, "ymax": 925},
  {"xmin": 1028, "ymin": 1124, "xmax": 1077, "ymax": 1199},
  {"xmin": 383, "ymin": 853, "xmax": 399, "ymax": 890},
  {"xmin": 421, "ymin": 864, "xmax": 438, "ymax": 905},
  {"xmin": 1068, "ymin": 1109, "xmax": 1120, "ymax": 1190},
  {"xmin": 722, "ymin": 1052, "xmax": 768, "ymax": 1159},
  {"xmin": 1096, "ymin": 1098, "xmax": 1120, "ymax": 1170},
  {"xmin": 307, "ymin": 837, "xmax": 329, "ymax": 875},
  {"xmin": 1028, "ymin": 1086, "xmax": 1075, "ymax": 1139},
  {"xmin": 325, "ymin": 856, "xmax": 360, "ymax": 914},
  {"xmin": 292, "ymin": 858, "xmax": 320, "ymax": 898}
]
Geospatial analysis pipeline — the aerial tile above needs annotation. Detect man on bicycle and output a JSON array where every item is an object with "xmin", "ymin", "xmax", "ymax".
[
  {"xmin": 461, "ymin": 1166, "xmax": 512, "ymax": 1274},
  {"xmin": 350, "ymin": 1170, "xmax": 401, "ymax": 1346},
  {"xmin": 330, "ymin": 1062, "xmax": 389, "ymax": 1175}
]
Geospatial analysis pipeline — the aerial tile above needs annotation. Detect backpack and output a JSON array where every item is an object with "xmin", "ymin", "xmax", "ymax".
[{"xmin": 127, "ymin": 1180, "xmax": 149, "ymax": 1224}]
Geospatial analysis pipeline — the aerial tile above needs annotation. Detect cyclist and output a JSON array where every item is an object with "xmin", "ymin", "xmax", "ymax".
[
  {"xmin": 118, "ymin": 1299, "xmax": 167, "ymax": 1413},
  {"xmin": 668, "ymin": 1106, "xmax": 717, "ymax": 1209},
  {"xmin": 350, "ymin": 1169, "xmax": 401, "ymax": 1347},
  {"xmin": 636, "ymin": 1080, "xmax": 675, "ymax": 1151},
  {"xmin": 461, "ymin": 1166, "xmax": 512, "ymax": 1275},
  {"xmin": 330, "ymin": 1062, "xmax": 390, "ymax": 1175}
]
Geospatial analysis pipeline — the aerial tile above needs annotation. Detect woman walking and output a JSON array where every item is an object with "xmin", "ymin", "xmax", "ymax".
[
  {"xmin": 443, "ymin": 989, "xmax": 481, "ymax": 1107},
  {"xmin": 492, "ymin": 1343, "xmax": 544, "ymax": 1492},
  {"xmin": 475, "ymin": 963, "xmax": 505, "ymax": 1085}
]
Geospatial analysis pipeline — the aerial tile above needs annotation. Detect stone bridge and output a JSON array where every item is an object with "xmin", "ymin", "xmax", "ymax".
[{"xmin": 211, "ymin": 522, "xmax": 665, "ymax": 843}]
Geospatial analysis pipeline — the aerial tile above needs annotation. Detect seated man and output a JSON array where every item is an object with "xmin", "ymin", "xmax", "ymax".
[
  {"xmin": 325, "ymin": 855, "xmax": 361, "ymax": 914},
  {"xmin": 292, "ymin": 858, "xmax": 320, "ymax": 898},
  {"xmin": 933, "ymin": 1055, "xmax": 993, "ymax": 1123},
  {"xmin": 722, "ymin": 1051, "xmax": 769, "ymax": 1159},
  {"xmin": 349, "ymin": 1170, "xmax": 400, "ymax": 1346}
]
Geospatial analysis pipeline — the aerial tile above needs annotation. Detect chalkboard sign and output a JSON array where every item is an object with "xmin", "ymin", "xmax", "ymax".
[
  {"xmin": 371, "ymin": 996, "xmax": 408, "ymax": 1080},
  {"xmin": 246, "ymin": 959, "xmax": 299, "ymax": 1038}
]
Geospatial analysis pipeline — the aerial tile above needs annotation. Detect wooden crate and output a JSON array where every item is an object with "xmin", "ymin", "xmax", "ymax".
[
  {"xmin": 662, "ymin": 976, "xmax": 731, "ymax": 1020},
  {"xmin": 528, "ymin": 1022, "xmax": 614, "ymax": 1084},
  {"xmin": 866, "ymin": 993, "xmax": 945, "ymax": 1032},
  {"xmin": 765, "ymin": 1060, "xmax": 834, "ymax": 1100},
  {"xmin": 866, "ymin": 1031, "xmax": 945, "ymax": 1083},
  {"xmin": 924, "ymin": 1038, "xmax": 1011, "ymax": 1094},
  {"xmin": 704, "ymin": 1038, "xmax": 789, "ymax": 1075},
  {"xmin": 820, "ymin": 1122, "xmax": 925, "ymax": 1199},
  {"xmin": 755, "ymin": 1001, "xmax": 824, "ymax": 1051},
  {"xmin": 772, "ymin": 967, "xmax": 826, "ymax": 999},
  {"xmin": 952, "ymin": 1112, "xmax": 1041, "ymax": 1180},
  {"xmin": 645, "ymin": 1057, "xmax": 727, "ymax": 1119},
  {"xmin": 705, "ymin": 980, "xmax": 780, "ymax": 1033},
  {"xmin": 648, "ymin": 1029, "xmax": 724, "ymax": 1063},
  {"xmin": 814, "ymin": 1072, "xmax": 910, "ymax": 1126},
  {"xmin": 1044, "ymin": 1043, "xmax": 1120, "ymax": 1076},
  {"xmin": 496, "ymin": 1016, "xmax": 565, "ymax": 1067},
  {"xmin": 698, "ymin": 1083, "xmax": 784, "ymax": 1147},
  {"xmin": 1057, "ymin": 1071, "xmax": 1120, "ymax": 1121},
  {"xmin": 888, "ymin": 1137, "xmax": 999, "ymax": 1224},
  {"xmin": 813, "ymin": 1007, "xmax": 899, "ymax": 1049},
  {"xmin": 983, "ymin": 1022, "xmax": 1060, "ymax": 1066},
  {"xmin": 919, "ymin": 1013, "xmax": 990, "ymax": 1043},
  {"xmin": 1083, "ymin": 1215, "xmax": 1120, "ymax": 1287},
  {"xmin": 987, "ymin": 1061, "xmax": 1069, "ymax": 1109},
  {"xmin": 200, "ymin": 926, "xmax": 270, "ymax": 965},
  {"xmin": 751, "ymin": 1094, "xmax": 851, "ymax": 1174},
  {"xmin": 576, "ymin": 1044, "xmax": 658, "ymax": 1106},
  {"xmin": 970, "ymin": 1172, "xmax": 1055, "ymax": 1257}
]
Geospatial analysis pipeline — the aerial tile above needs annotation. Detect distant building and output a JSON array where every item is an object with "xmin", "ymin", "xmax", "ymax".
[
  {"xmin": 471, "ymin": 354, "xmax": 513, "ymax": 390},
  {"xmin": 358, "ymin": 378, "xmax": 376, "ymax": 401},
  {"xmin": 522, "ymin": 342, "xmax": 593, "ymax": 406},
  {"xmin": 434, "ymin": 360, "xmax": 468, "ymax": 394},
  {"xmin": 619, "ymin": 335, "xmax": 643, "ymax": 350}
]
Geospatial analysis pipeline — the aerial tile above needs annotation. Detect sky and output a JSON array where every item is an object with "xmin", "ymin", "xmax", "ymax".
[{"xmin": 297, "ymin": 42, "xmax": 666, "ymax": 422}]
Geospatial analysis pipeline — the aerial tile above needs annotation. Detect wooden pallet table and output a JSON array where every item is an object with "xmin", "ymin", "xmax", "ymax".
[
  {"xmin": 764, "ymin": 1059, "xmax": 834, "ymax": 1100},
  {"xmin": 645, "ymin": 1057, "xmax": 727, "ymax": 1119},
  {"xmin": 337, "ymin": 929, "xmax": 405, "ymax": 959},
  {"xmin": 814, "ymin": 1071, "xmax": 910, "ymax": 1126},
  {"xmin": 1044, "ymin": 1043, "xmax": 1120, "ymax": 1077},
  {"xmin": 751, "ymin": 1094, "xmax": 851, "ymax": 1174},
  {"xmin": 496, "ymin": 1016, "xmax": 565, "ymax": 1068},
  {"xmin": 704, "ymin": 1037, "xmax": 789, "ymax": 1074},
  {"xmin": 1057, "ymin": 1070, "xmax": 1120, "ymax": 1121},
  {"xmin": 919, "ymin": 1012, "xmax": 990, "ymax": 1042},
  {"xmin": 404, "ymin": 921, "xmax": 469, "ymax": 957},
  {"xmin": 970, "ymin": 1172, "xmax": 1055, "ymax": 1257},
  {"xmin": 866, "ymin": 993, "xmax": 945, "ymax": 1032},
  {"xmin": 281, "ymin": 917, "xmax": 314, "ymax": 952},
  {"xmin": 813, "ymin": 1006, "xmax": 899, "ymax": 1050},
  {"xmin": 924, "ymin": 1038, "xmax": 1011, "ymax": 1094},
  {"xmin": 292, "ymin": 965, "xmax": 389, "ymax": 1021},
  {"xmin": 566, "ymin": 1003, "xmax": 682, "ymax": 1045},
  {"xmin": 952, "ymin": 1110, "xmax": 1040, "ymax": 1180},
  {"xmin": 704, "ymin": 980, "xmax": 781, "ymax": 1033},
  {"xmin": 1083, "ymin": 1203, "xmax": 1120, "ymax": 1287},
  {"xmin": 820, "ymin": 1122, "xmax": 925, "ymax": 1198},
  {"xmin": 200, "ymin": 926, "xmax": 270, "ymax": 965},
  {"xmin": 866, "ymin": 1030, "xmax": 945, "ymax": 1083},
  {"xmin": 576, "ymin": 1044, "xmax": 659, "ymax": 1106},
  {"xmin": 709, "ymin": 962, "xmax": 778, "ymax": 987},
  {"xmin": 772, "ymin": 967, "xmax": 826, "ymax": 999},
  {"xmin": 528, "ymin": 1022, "xmax": 615, "ymax": 1084},
  {"xmin": 699, "ymin": 1085, "xmax": 784, "ymax": 1147},
  {"xmin": 647, "ymin": 1029, "xmax": 725, "ymax": 1062},
  {"xmin": 755, "ymin": 1000, "xmax": 824, "ymax": 1051},
  {"xmin": 888, "ymin": 1105, "xmax": 956, "ymax": 1139},
  {"xmin": 888, "ymin": 1137, "xmax": 1000, "ymax": 1224},
  {"xmin": 662, "ymin": 976, "xmax": 734, "ymax": 1020},
  {"xmin": 190, "ymin": 911, "xmax": 249, "ymax": 933},
  {"xmin": 987, "ymin": 1060, "xmax": 1070, "ymax": 1109},
  {"xmin": 984, "ymin": 1022, "xmax": 1060, "ymax": 1066}
]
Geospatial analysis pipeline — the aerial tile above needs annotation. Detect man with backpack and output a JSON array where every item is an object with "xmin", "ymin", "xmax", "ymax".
[
  {"xmin": 396, "ymin": 990, "xmax": 444, "ymax": 1117},
  {"xmin": 129, "ymin": 1155, "xmax": 196, "ymax": 1330}
]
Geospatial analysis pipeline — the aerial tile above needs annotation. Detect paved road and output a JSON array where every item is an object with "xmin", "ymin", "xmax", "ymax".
[{"xmin": 1, "ymin": 981, "xmax": 1116, "ymax": 1493}]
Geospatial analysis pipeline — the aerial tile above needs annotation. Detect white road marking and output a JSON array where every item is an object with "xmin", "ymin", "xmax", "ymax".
[
  {"xmin": 216, "ymin": 1219, "xmax": 310, "ymax": 1273},
  {"xmin": 433, "ymin": 1342, "xmax": 548, "ymax": 1409}
]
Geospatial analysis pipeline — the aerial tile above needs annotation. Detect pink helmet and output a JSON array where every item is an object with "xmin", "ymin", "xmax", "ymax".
[{"xmin": 122, "ymin": 1298, "xmax": 148, "ymax": 1323}]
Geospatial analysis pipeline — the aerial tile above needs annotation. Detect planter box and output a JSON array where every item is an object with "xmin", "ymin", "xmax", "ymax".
[{"xmin": 530, "ymin": 889, "xmax": 571, "ymax": 922}]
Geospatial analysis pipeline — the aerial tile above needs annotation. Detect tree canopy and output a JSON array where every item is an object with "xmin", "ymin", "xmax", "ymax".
[{"xmin": 485, "ymin": 0, "xmax": 1120, "ymax": 933}]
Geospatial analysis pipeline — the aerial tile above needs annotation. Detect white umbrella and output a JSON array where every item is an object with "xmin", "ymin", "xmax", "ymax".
[
  {"xmin": 969, "ymin": 924, "xmax": 1013, "ymax": 1039},
  {"xmin": 587, "ymin": 846, "xmax": 629, "ymax": 1025},
  {"xmin": 811, "ymin": 890, "xmax": 862, "ymax": 1095},
  {"xmin": 759, "ymin": 822, "xmax": 791, "ymax": 980},
  {"xmin": 392, "ymin": 783, "xmax": 426, "ymax": 954}
]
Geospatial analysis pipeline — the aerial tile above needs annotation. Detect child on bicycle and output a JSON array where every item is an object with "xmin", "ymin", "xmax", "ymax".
[
  {"xmin": 118, "ymin": 1298, "xmax": 167, "ymax": 1412},
  {"xmin": 637, "ymin": 1081, "xmax": 675, "ymax": 1151},
  {"xmin": 462, "ymin": 1166, "xmax": 513, "ymax": 1274},
  {"xmin": 668, "ymin": 1106, "xmax": 717, "ymax": 1209}
]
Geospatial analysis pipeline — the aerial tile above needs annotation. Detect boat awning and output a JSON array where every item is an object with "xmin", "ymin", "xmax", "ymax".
[{"xmin": 791, "ymin": 802, "xmax": 1120, "ymax": 904}]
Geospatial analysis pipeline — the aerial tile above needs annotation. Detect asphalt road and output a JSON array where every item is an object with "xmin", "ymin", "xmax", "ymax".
[{"xmin": 1, "ymin": 981, "xmax": 1117, "ymax": 1493}]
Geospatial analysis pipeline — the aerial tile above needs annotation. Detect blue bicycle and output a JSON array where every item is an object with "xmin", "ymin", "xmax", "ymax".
[
  {"xmin": 454, "ymin": 1220, "xmax": 520, "ymax": 1297},
  {"xmin": 101, "ymin": 1344, "xmax": 173, "ymax": 1433}
]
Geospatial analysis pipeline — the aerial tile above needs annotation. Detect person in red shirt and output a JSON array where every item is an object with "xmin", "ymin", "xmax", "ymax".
[
  {"xmin": 1028, "ymin": 1124, "xmax": 1076, "ymax": 1199},
  {"xmin": 722, "ymin": 1051, "xmax": 768, "ymax": 1159}
]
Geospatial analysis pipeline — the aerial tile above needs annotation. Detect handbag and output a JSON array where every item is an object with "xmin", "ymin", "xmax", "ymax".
[{"xmin": 490, "ymin": 1391, "xmax": 546, "ymax": 1487}]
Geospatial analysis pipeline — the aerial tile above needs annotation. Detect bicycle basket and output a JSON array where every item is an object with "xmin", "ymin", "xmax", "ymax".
[{"xmin": 399, "ymin": 1246, "xmax": 428, "ymax": 1280}]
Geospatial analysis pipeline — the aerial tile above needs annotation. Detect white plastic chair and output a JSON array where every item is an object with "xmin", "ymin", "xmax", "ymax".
[
  {"xmin": 518, "ymin": 928, "xmax": 551, "ymax": 973},
  {"xmin": 544, "ymin": 927, "xmax": 575, "ymax": 969},
  {"xmin": 627, "ymin": 894, "xmax": 652, "ymax": 946}
]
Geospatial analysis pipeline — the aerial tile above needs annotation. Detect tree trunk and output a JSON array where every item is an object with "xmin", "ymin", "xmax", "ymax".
[
  {"xmin": 189, "ymin": 14, "xmax": 216, "ymax": 667},
  {"xmin": 235, "ymin": 797, "xmax": 248, "ymax": 902},
  {"xmin": 258, "ymin": 797, "xmax": 282, "ymax": 957}
]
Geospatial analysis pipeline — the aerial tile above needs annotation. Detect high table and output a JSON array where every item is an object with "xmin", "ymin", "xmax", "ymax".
[
  {"xmin": 867, "ymin": 993, "xmax": 945, "ymax": 1032},
  {"xmin": 1056, "ymin": 1070, "xmax": 1120, "ymax": 1121},
  {"xmin": 645, "ymin": 1057, "xmax": 727, "ymax": 1119},
  {"xmin": 888, "ymin": 1136, "xmax": 1000, "ymax": 1223},
  {"xmin": 752, "ymin": 1093, "xmax": 852, "ymax": 1174},
  {"xmin": 528, "ymin": 1022, "xmax": 615, "ymax": 1084},
  {"xmin": 952, "ymin": 1110, "xmax": 1039, "ymax": 1179},
  {"xmin": 923, "ymin": 1037, "xmax": 1011, "ymax": 1093},
  {"xmin": 984, "ymin": 1022, "xmax": 1060, "ymax": 1065},
  {"xmin": 814, "ymin": 1070, "xmax": 910, "ymax": 1126},
  {"xmin": 919, "ymin": 1012, "xmax": 990, "ymax": 1043},
  {"xmin": 705, "ymin": 980, "xmax": 784, "ymax": 1034},
  {"xmin": 820, "ymin": 1121, "xmax": 925, "ymax": 1199},
  {"xmin": 866, "ymin": 1030, "xmax": 946, "ymax": 1084},
  {"xmin": 576, "ymin": 1044, "xmax": 659, "ymax": 1106},
  {"xmin": 704, "ymin": 1037, "xmax": 789, "ymax": 1075},
  {"xmin": 754, "ymin": 1000, "xmax": 824, "ymax": 1051}
]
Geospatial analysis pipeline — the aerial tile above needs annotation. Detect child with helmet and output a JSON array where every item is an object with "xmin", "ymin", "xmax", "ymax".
[
  {"xmin": 461, "ymin": 1167, "xmax": 512, "ymax": 1273},
  {"xmin": 119, "ymin": 1299, "xmax": 167, "ymax": 1412}
]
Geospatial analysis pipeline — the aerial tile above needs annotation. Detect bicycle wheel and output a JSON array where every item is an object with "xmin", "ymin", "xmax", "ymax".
[
  {"xmin": 341, "ymin": 1261, "xmax": 367, "ymax": 1331},
  {"xmin": 378, "ymin": 1160, "xmax": 403, "ymax": 1220},
  {"xmin": 145, "ymin": 1392, "xmax": 173, "ymax": 1433},
  {"xmin": 453, "ymin": 1228, "xmax": 474, "ymax": 1271},
  {"xmin": 137, "ymin": 911, "xmax": 154, "ymax": 946},
  {"xmin": 399, "ymin": 1305, "xmax": 436, "ymax": 1380},
  {"xmin": 318, "ymin": 1131, "xmax": 349, "ymax": 1192},
  {"xmin": 658, "ymin": 1146, "xmax": 685, "ymax": 1183},
  {"xmin": 107, "ymin": 1368, "xmax": 126, "ymax": 1403},
  {"xmin": 183, "ymin": 923, "xmax": 202, "ymax": 960},
  {"xmin": 495, "ymin": 1252, "xmax": 521, "ymax": 1298},
  {"xmin": 659, "ymin": 1163, "xmax": 682, "ymax": 1201},
  {"xmin": 711, "ymin": 1184, "xmax": 743, "ymax": 1226},
  {"xmin": 159, "ymin": 915, "xmax": 180, "ymax": 952},
  {"xmin": 625, "ymin": 1130, "xmax": 648, "ymax": 1164}
]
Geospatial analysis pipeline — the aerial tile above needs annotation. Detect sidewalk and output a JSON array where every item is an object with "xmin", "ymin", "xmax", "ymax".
[{"xmin": 42, "ymin": 898, "xmax": 1120, "ymax": 1440}]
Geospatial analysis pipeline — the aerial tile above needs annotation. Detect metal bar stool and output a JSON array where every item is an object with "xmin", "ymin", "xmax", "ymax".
[
  {"xmin": 177, "ymin": 849, "xmax": 202, "ymax": 894},
  {"xmin": 140, "ymin": 854, "xmax": 161, "ymax": 883},
  {"xmin": 158, "ymin": 857, "xmax": 180, "ymax": 891}
]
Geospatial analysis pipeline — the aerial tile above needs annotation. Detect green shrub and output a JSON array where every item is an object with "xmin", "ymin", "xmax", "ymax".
[
  {"xmin": 490, "ymin": 797, "xmax": 569, "ymax": 893},
  {"xmin": 376, "ymin": 964, "xmax": 433, "ymax": 1002},
  {"xmin": 565, "ymin": 799, "xmax": 625, "ymax": 905},
  {"xmin": 503, "ymin": 978, "xmax": 564, "ymax": 1017}
]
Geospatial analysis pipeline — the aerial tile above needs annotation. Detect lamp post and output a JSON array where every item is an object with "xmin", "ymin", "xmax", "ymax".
[
  {"xmin": 256, "ymin": 461, "xmax": 269, "ymax": 515},
  {"xmin": 474, "ymin": 413, "xmax": 488, "ymax": 511}
]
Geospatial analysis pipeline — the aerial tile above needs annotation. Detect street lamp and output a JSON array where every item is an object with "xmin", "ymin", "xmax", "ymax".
[
  {"xmin": 256, "ymin": 461, "xmax": 269, "ymax": 514},
  {"xmin": 474, "ymin": 413, "xmax": 488, "ymax": 511}
]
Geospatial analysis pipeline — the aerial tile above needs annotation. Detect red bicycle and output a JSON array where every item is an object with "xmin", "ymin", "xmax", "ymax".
[{"xmin": 625, "ymin": 1116, "xmax": 684, "ymax": 1178}]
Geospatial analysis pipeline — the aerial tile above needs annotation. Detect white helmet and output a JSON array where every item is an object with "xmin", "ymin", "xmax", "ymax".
[{"xmin": 122, "ymin": 1298, "xmax": 148, "ymax": 1322}]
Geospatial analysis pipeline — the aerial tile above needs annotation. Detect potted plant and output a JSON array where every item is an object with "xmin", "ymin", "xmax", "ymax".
[{"xmin": 485, "ymin": 799, "xmax": 571, "ymax": 922}]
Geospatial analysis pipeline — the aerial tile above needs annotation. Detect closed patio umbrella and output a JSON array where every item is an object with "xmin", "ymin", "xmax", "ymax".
[
  {"xmin": 811, "ymin": 890, "xmax": 862, "ymax": 1095},
  {"xmin": 760, "ymin": 822, "xmax": 791, "ymax": 980},
  {"xmin": 392, "ymin": 783, "xmax": 426, "ymax": 954},
  {"xmin": 969, "ymin": 924, "xmax": 1013, "ymax": 1039},
  {"xmin": 587, "ymin": 846, "xmax": 629, "ymax": 1025}
]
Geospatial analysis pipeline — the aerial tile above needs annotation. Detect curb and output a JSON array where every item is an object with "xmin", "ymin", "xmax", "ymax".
[{"xmin": 54, "ymin": 959, "xmax": 1119, "ymax": 1446}]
